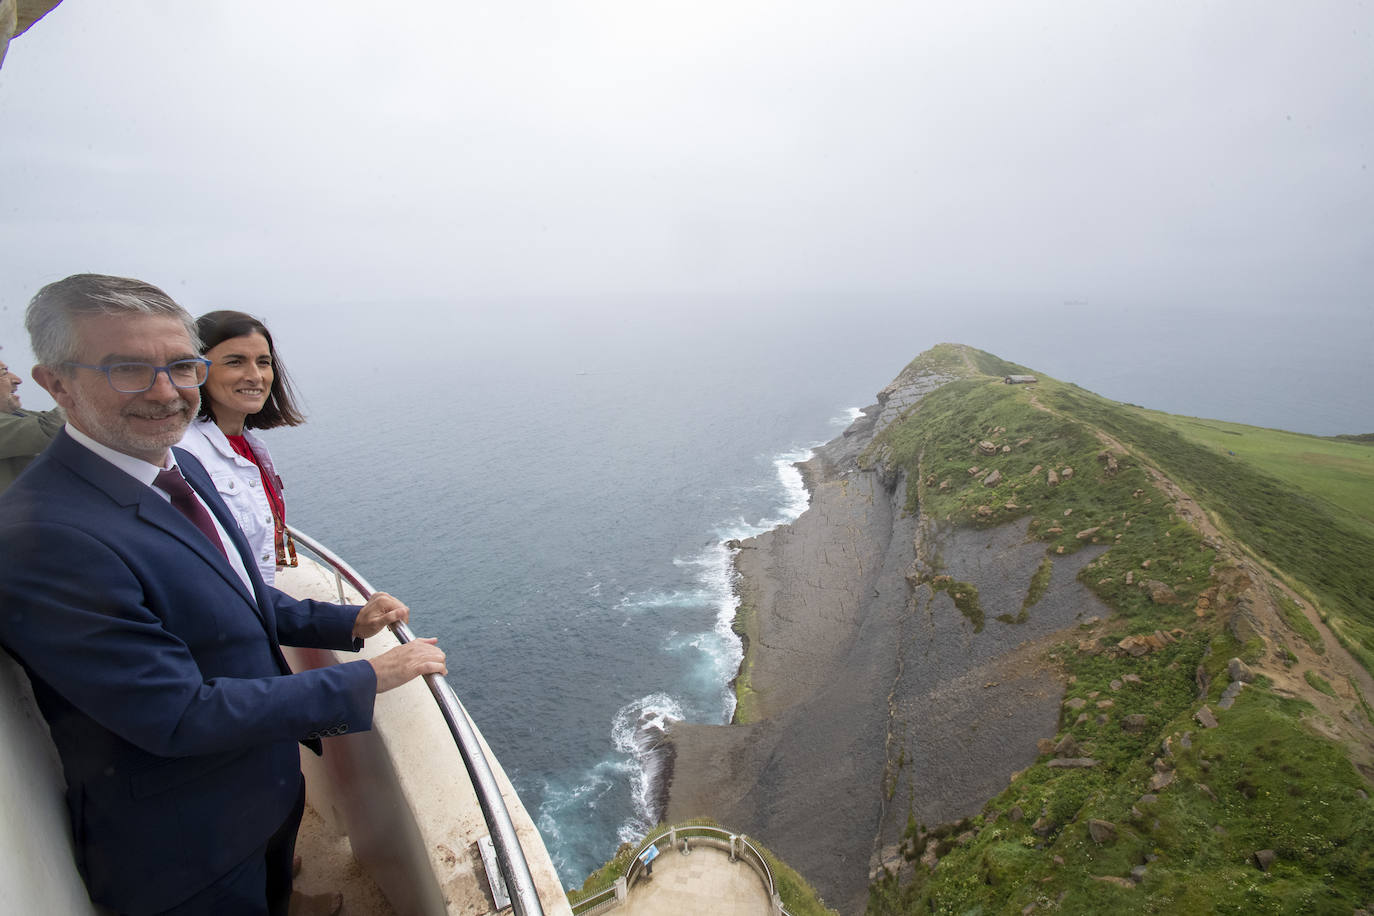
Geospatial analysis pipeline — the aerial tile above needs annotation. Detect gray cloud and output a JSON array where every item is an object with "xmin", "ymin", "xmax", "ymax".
[{"xmin": 2, "ymin": 1, "xmax": 1370, "ymax": 362}]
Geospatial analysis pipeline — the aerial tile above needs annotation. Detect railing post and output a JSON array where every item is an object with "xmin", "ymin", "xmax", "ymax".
[
  {"xmin": 669, "ymin": 825, "xmax": 676, "ymax": 849},
  {"xmin": 729, "ymin": 834, "xmax": 739, "ymax": 862},
  {"xmin": 613, "ymin": 876, "xmax": 627, "ymax": 903},
  {"xmin": 772, "ymin": 892, "xmax": 784, "ymax": 914}
]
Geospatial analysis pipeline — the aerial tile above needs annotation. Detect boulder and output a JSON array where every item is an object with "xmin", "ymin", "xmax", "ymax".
[
  {"xmin": 1122, "ymin": 714, "xmax": 1149, "ymax": 733},
  {"xmin": 978, "ymin": 440, "xmax": 998, "ymax": 455},
  {"xmin": 1088, "ymin": 819, "xmax": 1117, "ymax": 844},
  {"xmin": 1047, "ymin": 469, "xmax": 1060, "ymax": 487},
  {"xmin": 1053, "ymin": 734, "xmax": 1081, "ymax": 757},
  {"xmin": 983, "ymin": 469, "xmax": 1003, "ymax": 488},
  {"xmin": 1227, "ymin": 658, "xmax": 1256, "ymax": 683},
  {"xmin": 1061, "ymin": 467, "xmax": 1074, "ymax": 479},
  {"xmin": 1076, "ymin": 526, "xmax": 1102, "ymax": 540},
  {"xmin": 1118, "ymin": 635, "xmax": 1151, "ymax": 657},
  {"xmin": 1145, "ymin": 581, "xmax": 1180, "ymax": 605},
  {"xmin": 1195, "ymin": 706, "xmax": 1219, "ymax": 729},
  {"xmin": 976, "ymin": 505, "xmax": 994, "ymax": 518},
  {"xmin": 1047, "ymin": 758, "xmax": 1098, "ymax": 768},
  {"xmin": 1148, "ymin": 769, "xmax": 1176, "ymax": 791},
  {"xmin": 1253, "ymin": 849, "xmax": 1276, "ymax": 871}
]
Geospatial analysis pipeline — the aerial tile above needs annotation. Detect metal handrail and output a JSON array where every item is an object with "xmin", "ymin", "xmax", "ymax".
[
  {"xmin": 569, "ymin": 824, "xmax": 791, "ymax": 916},
  {"xmin": 287, "ymin": 526, "xmax": 545, "ymax": 916}
]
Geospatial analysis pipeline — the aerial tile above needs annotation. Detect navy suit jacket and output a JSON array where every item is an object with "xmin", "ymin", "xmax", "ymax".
[{"xmin": 0, "ymin": 430, "xmax": 378, "ymax": 914}]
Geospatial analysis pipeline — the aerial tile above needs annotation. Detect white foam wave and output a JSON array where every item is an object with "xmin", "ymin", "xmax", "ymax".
[
  {"xmin": 831, "ymin": 405, "xmax": 864, "ymax": 426},
  {"xmin": 610, "ymin": 693, "xmax": 683, "ymax": 842},
  {"xmin": 537, "ymin": 754, "xmax": 638, "ymax": 880},
  {"xmin": 772, "ymin": 449, "xmax": 813, "ymax": 524},
  {"xmin": 616, "ymin": 588, "xmax": 711, "ymax": 611}
]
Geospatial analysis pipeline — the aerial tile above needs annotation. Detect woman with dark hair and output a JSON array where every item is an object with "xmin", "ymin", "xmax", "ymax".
[{"xmin": 177, "ymin": 310, "xmax": 304, "ymax": 585}]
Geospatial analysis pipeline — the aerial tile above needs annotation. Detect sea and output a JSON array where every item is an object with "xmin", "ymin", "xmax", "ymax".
[{"xmin": 255, "ymin": 295, "xmax": 1370, "ymax": 887}]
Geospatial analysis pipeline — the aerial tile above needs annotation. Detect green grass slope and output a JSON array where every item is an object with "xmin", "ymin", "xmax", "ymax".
[
  {"xmin": 1045, "ymin": 386, "xmax": 1374, "ymax": 673},
  {"xmin": 863, "ymin": 346, "xmax": 1374, "ymax": 914}
]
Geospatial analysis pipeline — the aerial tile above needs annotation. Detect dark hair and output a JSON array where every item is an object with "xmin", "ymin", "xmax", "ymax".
[{"xmin": 196, "ymin": 310, "xmax": 305, "ymax": 430}]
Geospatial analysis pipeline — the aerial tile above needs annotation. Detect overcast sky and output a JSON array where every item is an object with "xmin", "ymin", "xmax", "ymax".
[{"xmin": 1, "ymin": 2, "xmax": 1371, "ymax": 369}]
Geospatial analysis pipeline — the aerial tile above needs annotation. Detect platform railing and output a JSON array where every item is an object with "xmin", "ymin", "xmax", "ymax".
[
  {"xmin": 287, "ymin": 526, "xmax": 545, "ymax": 916},
  {"xmin": 570, "ymin": 824, "xmax": 792, "ymax": 916}
]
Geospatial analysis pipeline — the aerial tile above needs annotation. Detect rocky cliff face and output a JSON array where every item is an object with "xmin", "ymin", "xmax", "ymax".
[{"xmin": 663, "ymin": 347, "xmax": 1114, "ymax": 913}]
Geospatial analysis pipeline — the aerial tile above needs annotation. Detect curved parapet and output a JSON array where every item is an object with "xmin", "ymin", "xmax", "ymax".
[
  {"xmin": 277, "ymin": 542, "xmax": 571, "ymax": 916},
  {"xmin": 0, "ymin": 647, "xmax": 104, "ymax": 915}
]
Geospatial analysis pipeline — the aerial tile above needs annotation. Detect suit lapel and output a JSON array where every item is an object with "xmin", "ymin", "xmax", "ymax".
[
  {"xmin": 52, "ymin": 433, "xmax": 262, "ymax": 615},
  {"xmin": 176, "ymin": 453, "xmax": 295, "ymax": 677},
  {"xmin": 172, "ymin": 448, "xmax": 275, "ymax": 621}
]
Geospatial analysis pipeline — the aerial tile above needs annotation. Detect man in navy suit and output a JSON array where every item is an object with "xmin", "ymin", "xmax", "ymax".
[{"xmin": 0, "ymin": 274, "xmax": 448, "ymax": 915}]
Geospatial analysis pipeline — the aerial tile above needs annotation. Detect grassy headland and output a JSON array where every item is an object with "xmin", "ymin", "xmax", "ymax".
[{"xmin": 861, "ymin": 346, "xmax": 1374, "ymax": 913}]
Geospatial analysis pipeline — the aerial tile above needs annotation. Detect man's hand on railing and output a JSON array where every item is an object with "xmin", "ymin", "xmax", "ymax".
[
  {"xmin": 352, "ymin": 590, "xmax": 410, "ymax": 640},
  {"xmin": 370, "ymin": 638, "xmax": 447, "ymax": 693}
]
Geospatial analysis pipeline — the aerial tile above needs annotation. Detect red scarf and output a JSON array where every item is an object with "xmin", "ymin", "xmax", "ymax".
[{"xmin": 226, "ymin": 434, "xmax": 296, "ymax": 568}]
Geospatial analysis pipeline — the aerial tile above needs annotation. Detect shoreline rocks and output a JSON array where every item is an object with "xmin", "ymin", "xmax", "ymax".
[{"xmin": 663, "ymin": 352, "xmax": 1116, "ymax": 913}]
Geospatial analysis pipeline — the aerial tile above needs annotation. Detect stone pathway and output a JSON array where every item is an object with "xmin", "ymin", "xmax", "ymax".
[{"xmin": 617, "ymin": 844, "xmax": 775, "ymax": 916}]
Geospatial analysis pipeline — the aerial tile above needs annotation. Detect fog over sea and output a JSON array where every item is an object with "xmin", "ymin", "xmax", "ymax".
[{"xmin": 249, "ymin": 296, "xmax": 1367, "ymax": 885}]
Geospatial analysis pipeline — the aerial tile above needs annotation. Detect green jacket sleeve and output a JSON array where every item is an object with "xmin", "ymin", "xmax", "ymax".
[{"xmin": 0, "ymin": 408, "xmax": 64, "ymax": 492}]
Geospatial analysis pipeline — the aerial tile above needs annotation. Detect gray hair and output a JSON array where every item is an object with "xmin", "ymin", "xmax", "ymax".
[{"xmin": 26, "ymin": 274, "xmax": 201, "ymax": 369}]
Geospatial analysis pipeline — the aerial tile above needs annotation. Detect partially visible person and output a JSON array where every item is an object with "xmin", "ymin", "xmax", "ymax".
[
  {"xmin": 177, "ymin": 311, "xmax": 304, "ymax": 586},
  {"xmin": 0, "ymin": 350, "xmax": 64, "ymax": 493}
]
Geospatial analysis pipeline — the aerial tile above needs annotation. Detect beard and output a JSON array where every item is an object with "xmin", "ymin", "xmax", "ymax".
[{"xmin": 74, "ymin": 395, "xmax": 197, "ymax": 461}]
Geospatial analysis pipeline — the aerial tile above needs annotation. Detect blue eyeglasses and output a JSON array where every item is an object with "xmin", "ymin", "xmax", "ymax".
[{"xmin": 63, "ymin": 359, "xmax": 211, "ymax": 393}]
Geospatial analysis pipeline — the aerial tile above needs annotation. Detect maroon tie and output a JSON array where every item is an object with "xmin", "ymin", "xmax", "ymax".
[{"xmin": 154, "ymin": 467, "xmax": 228, "ymax": 559}]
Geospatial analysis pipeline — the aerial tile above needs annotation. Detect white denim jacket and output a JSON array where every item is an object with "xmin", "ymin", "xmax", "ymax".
[{"xmin": 176, "ymin": 417, "xmax": 282, "ymax": 586}]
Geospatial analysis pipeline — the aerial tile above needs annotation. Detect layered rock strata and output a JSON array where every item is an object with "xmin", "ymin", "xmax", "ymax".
[{"xmin": 663, "ymin": 354, "xmax": 1113, "ymax": 914}]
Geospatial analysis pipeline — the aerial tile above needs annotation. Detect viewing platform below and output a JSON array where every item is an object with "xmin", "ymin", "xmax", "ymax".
[{"xmin": 618, "ymin": 842, "xmax": 775, "ymax": 916}]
